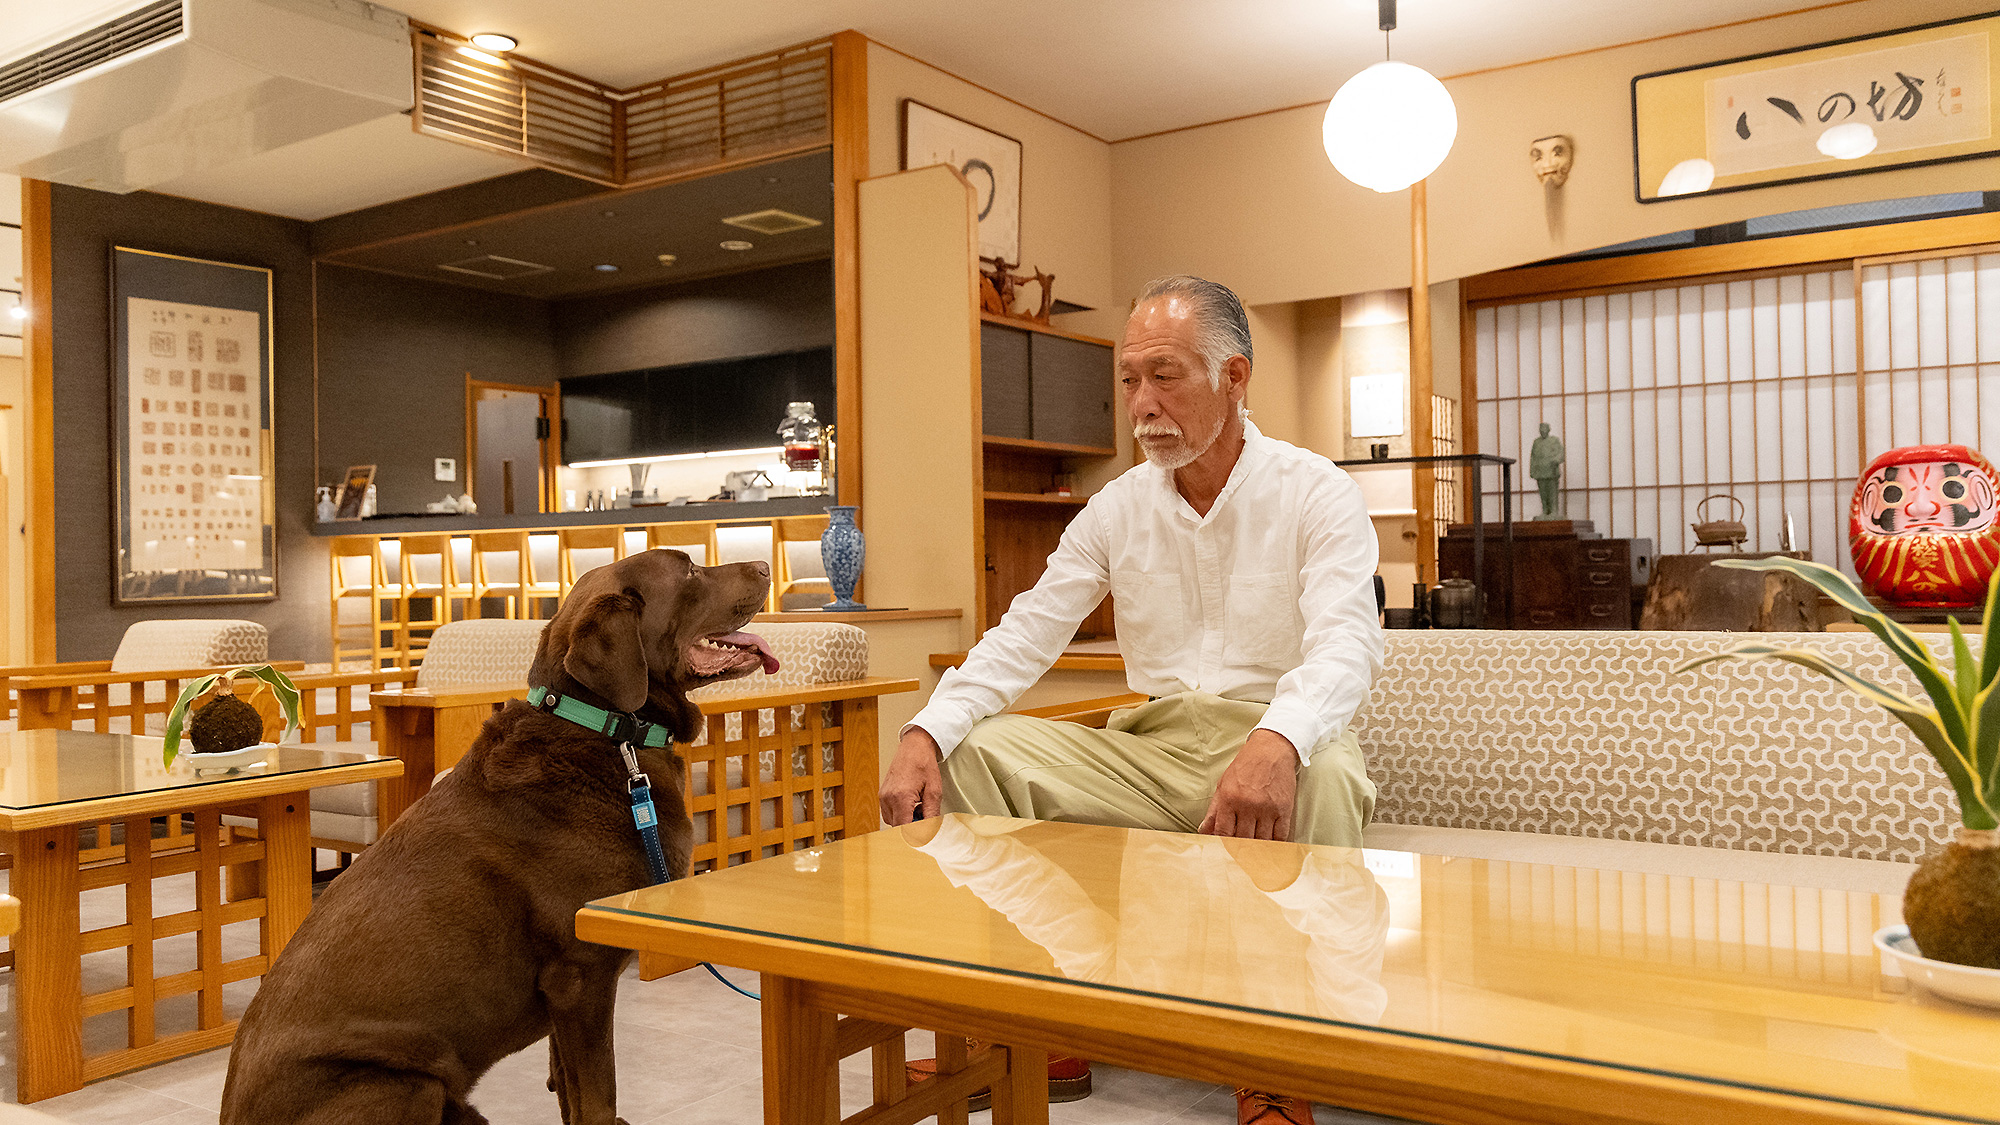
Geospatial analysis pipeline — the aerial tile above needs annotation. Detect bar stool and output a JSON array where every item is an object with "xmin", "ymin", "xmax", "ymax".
[
  {"xmin": 558, "ymin": 525, "xmax": 627, "ymax": 600},
  {"xmin": 523, "ymin": 533, "xmax": 562, "ymax": 616},
  {"xmin": 647, "ymin": 520, "xmax": 721, "ymax": 566},
  {"xmin": 771, "ymin": 515, "xmax": 832, "ymax": 610},
  {"xmin": 393, "ymin": 534, "xmax": 457, "ymax": 664},
  {"xmin": 467, "ymin": 532, "xmax": 532, "ymax": 619},
  {"xmin": 329, "ymin": 536, "xmax": 394, "ymax": 669}
]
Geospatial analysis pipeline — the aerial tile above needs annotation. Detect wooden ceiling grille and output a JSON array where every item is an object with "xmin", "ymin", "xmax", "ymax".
[{"xmin": 411, "ymin": 26, "xmax": 831, "ymax": 189}]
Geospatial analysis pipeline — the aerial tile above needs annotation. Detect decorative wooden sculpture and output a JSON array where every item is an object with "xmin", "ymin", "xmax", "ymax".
[
  {"xmin": 1850, "ymin": 443, "xmax": 2000, "ymax": 608},
  {"xmin": 978, "ymin": 255, "xmax": 1056, "ymax": 324}
]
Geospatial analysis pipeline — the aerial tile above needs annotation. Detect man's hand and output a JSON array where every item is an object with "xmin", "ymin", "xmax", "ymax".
[
  {"xmin": 1200, "ymin": 729, "xmax": 1299, "ymax": 841},
  {"xmin": 880, "ymin": 727, "xmax": 945, "ymax": 825}
]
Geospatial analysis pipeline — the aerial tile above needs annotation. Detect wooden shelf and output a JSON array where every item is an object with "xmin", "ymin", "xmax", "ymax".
[
  {"xmin": 983, "ymin": 490, "xmax": 1087, "ymax": 506},
  {"xmin": 978, "ymin": 311, "xmax": 1115, "ymax": 347},
  {"xmin": 983, "ymin": 434, "xmax": 1116, "ymax": 458}
]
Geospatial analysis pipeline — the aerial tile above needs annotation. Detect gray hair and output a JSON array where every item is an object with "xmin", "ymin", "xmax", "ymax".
[{"xmin": 1135, "ymin": 275, "xmax": 1253, "ymax": 391}]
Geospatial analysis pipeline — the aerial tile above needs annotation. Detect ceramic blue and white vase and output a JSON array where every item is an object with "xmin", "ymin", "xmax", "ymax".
[{"xmin": 820, "ymin": 506, "xmax": 866, "ymax": 611}]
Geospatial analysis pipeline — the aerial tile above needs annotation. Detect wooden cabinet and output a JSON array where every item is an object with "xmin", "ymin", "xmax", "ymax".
[
  {"xmin": 975, "ymin": 315, "xmax": 1118, "ymax": 639},
  {"xmin": 1439, "ymin": 520, "xmax": 1652, "ymax": 629}
]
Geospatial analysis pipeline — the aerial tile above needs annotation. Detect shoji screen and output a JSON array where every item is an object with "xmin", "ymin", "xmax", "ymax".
[
  {"xmin": 1474, "ymin": 269, "xmax": 1859, "ymax": 574},
  {"xmin": 1859, "ymin": 252, "xmax": 2000, "ymax": 465}
]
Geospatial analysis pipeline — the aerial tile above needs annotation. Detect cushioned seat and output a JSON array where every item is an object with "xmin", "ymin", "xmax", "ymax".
[{"xmin": 100, "ymin": 619, "xmax": 269, "ymax": 734}]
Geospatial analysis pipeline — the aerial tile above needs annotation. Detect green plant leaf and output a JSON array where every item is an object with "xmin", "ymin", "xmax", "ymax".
[
  {"xmin": 160, "ymin": 672, "xmax": 223, "ymax": 768},
  {"xmin": 1712, "ymin": 556, "xmax": 1968, "ymax": 746},
  {"xmin": 1983, "ymin": 568, "xmax": 2000, "ymax": 690},
  {"xmin": 1951, "ymin": 618, "xmax": 1979, "ymax": 720},
  {"xmin": 1970, "ymin": 676, "xmax": 2000, "ymax": 827},
  {"xmin": 239, "ymin": 664, "xmax": 301, "ymax": 741}
]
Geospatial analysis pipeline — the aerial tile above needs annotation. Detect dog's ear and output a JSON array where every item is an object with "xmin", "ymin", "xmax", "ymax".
[{"xmin": 562, "ymin": 591, "xmax": 650, "ymax": 713}]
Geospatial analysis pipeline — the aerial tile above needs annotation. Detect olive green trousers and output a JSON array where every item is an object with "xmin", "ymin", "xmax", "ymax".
[{"xmin": 939, "ymin": 692, "xmax": 1374, "ymax": 848}]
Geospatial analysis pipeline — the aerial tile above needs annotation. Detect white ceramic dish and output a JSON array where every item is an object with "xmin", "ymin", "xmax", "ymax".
[
  {"xmin": 1874, "ymin": 925, "xmax": 2000, "ymax": 1010},
  {"xmin": 182, "ymin": 742, "xmax": 276, "ymax": 771}
]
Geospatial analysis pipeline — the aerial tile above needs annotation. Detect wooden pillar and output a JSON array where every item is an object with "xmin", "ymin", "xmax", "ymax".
[
  {"xmin": 1409, "ymin": 179, "xmax": 1435, "ymax": 586},
  {"xmin": 21, "ymin": 179, "xmax": 55, "ymax": 662},
  {"xmin": 831, "ymin": 31, "xmax": 868, "ymax": 515}
]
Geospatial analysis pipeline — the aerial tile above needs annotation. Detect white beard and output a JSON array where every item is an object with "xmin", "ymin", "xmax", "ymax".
[{"xmin": 1135, "ymin": 412, "xmax": 1227, "ymax": 471}]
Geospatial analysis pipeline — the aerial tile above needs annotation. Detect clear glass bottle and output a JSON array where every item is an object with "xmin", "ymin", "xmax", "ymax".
[{"xmin": 778, "ymin": 401, "xmax": 822, "ymax": 472}]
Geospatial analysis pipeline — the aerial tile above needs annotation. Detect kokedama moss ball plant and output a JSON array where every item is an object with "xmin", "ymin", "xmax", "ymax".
[
  {"xmin": 1676, "ymin": 556, "xmax": 2000, "ymax": 970},
  {"xmin": 161, "ymin": 664, "xmax": 302, "ymax": 768}
]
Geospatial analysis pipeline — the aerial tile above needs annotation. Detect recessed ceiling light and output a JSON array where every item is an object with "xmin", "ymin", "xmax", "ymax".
[
  {"xmin": 9, "ymin": 306, "xmax": 25, "ymax": 321},
  {"xmin": 469, "ymin": 33, "xmax": 517, "ymax": 51},
  {"xmin": 464, "ymin": 238, "xmax": 479, "ymax": 246},
  {"xmin": 720, "ymin": 240, "xmax": 753, "ymax": 251},
  {"xmin": 593, "ymin": 263, "xmax": 619, "ymax": 272},
  {"xmin": 657, "ymin": 254, "xmax": 678, "ymax": 266},
  {"xmin": 601, "ymin": 210, "xmax": 616, "ymax": 217}
]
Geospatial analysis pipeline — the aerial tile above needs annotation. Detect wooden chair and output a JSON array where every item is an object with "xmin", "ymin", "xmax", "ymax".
[
  {"xmin": 648, "ymin": 520, "xmax": 720, "ymax": 565},
  {"xmin": 330, "ymin": 537, "xmax": 394, "ymax": 668},
  {"xmin": 558, "ymin": 525, "xmax": 626, "ymax": 599},
  {"xmin": 772, "ymin": 515, "xmax": 832, "ymax": 610},
  {"xmin": 467, "ymin": 532, "xmax": 560, "ymax": 619},
  {"xmin": 392, "ymin": 534, "xmax": 458, "ymax": 665}
]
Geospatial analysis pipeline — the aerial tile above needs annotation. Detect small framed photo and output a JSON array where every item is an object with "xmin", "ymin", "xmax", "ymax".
[
  {"xmin": 334, "ymin": 465, "xmax": 376, "ymax": 521},
  {"xmin": 111, "ymin": 246, "xmax": 276, "ymax": 604},
  {"xmin": 902, "ymin": 99, "xmax": 1022, "ymax": 265}
]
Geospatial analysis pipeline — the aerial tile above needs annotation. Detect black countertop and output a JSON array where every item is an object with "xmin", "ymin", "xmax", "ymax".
[{"xmin": 310, "ymin": 495, "xmax": 837, "ymax": 536}]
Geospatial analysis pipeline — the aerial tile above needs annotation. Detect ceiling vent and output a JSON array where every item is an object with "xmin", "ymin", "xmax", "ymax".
[
  {"xmin": 437, "ymin": 254, "xmax": 556, "ymax": 281},
  {"xmin": 721, "ymin": 208, "xmax": 823, "ymax": 236},
  {"xmin": 0, "ymin": 0, "xmax": 413, "ymax": 194}
]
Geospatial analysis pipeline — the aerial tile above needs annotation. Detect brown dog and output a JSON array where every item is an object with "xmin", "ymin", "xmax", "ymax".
[{"xmin": 220, "ymin": 550, "xmax": 775, "ymax": 1125}]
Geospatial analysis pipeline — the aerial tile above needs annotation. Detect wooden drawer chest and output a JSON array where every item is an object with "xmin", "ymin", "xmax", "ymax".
[{"xmin": 1438, "ymin": 520, "xmax": 1652, "ymax": 629}]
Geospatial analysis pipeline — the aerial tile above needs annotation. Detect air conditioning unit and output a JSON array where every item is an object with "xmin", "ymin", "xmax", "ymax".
[{"xmin": 0, "ymin": 0, "xmax": 411, "ymax": 193}]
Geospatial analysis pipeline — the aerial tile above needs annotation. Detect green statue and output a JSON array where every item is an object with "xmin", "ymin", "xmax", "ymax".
[{"xmin": 1528, "ymin": 422, "xmax": 1565, "ymax": 520}]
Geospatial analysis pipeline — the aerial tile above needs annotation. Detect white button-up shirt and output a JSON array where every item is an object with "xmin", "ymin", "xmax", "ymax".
[{"xmin": 910, "ymin": 422, "xmax": 1384, "ymax": 762}]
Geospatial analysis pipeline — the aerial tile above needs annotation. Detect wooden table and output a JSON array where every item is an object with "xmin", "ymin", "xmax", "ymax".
[
  {"xmin": 0, "ymin": 730, "xmax": 402, "ymax": 1102},
  {"xmin": 371, "ymin": 681, "xmax": 526, "ymax": 823},
  {"xmin": 578, "ymin": 816, "xmax": 2000, "ymax": 1125}
]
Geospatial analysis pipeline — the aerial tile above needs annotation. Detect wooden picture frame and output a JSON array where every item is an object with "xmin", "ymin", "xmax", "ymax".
[
  {"xmin": 901, "ymin": 98, "xmax": 1022, "ymax": 264},
  {"xmin": 333, "ymin": 464, "xmax": 375, "ymax": 521},
  {"xmin": 1634, "ymin": 10, "xmax": 2000, "ymax": 202},
  {"xmin": 110, "ymin": 246, "xmax": 277, "ymax": 604}
]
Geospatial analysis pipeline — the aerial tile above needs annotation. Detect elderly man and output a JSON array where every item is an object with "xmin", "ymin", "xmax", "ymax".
[{"xmin": 881, "ymin": 275, "xmax": 1383, "ymax": 1125}]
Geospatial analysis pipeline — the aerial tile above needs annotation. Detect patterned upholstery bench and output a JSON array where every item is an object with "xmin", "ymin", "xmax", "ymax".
[{"xmin": 1355, "ymin": 630, "xmax": 1961, "ymax": 864}]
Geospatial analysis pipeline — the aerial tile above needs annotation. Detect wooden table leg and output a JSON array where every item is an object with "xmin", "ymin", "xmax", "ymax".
[
  {"xmin": 990, "ymin": 1045, "xmax": 1049, "ymax": 1125},
  {"xmin": 257, "ymin": 792, "xmax": 313, "ymax": 960},
  {"xmin": 761, "ymin": 974, "xmax": 837, "ymax": 1125},
  {"xmin": 13, "ymin": 825, "xmax": 83, "ymax": 1102}
]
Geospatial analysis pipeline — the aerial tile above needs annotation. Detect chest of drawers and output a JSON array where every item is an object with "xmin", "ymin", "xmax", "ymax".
[{"xmin": 1438, "ymin": 520, "xmax": 1653, "ymax": 629}]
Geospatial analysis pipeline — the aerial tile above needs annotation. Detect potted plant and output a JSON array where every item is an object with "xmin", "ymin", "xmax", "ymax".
[
  {"xmin": 160, "ymin": 664, "xmax": 302, "ymax": 769},
  {"xmin": 1676, "ymin": 556, "xmax": 1998, "ymax": 971}
]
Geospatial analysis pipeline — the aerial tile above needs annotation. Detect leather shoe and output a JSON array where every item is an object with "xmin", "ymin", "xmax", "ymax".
[
  {"xmin": 1236, "ymin": 1089, "xmax": 1313, "ymax": 1125},
  {"xmin": 906, "ymin": 1047, "xmax": 1092, "ymax": 1111}
]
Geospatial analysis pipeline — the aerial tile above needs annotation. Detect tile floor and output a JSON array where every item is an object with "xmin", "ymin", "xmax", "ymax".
[{"xmin": 0, "ymin": 859, "xmax": 1403, "ymax": 1125}]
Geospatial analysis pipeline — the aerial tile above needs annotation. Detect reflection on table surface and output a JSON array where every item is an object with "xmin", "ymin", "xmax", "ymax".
[
  {"xmin": 0, "ymin": 728, "xmax": 383, "ymax": 811},
  {"xmin": 592, "ymin": 814, "xmax": 2000, "ymax": 1123}
]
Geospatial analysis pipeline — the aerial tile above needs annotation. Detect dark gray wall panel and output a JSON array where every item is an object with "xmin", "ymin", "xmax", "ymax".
[
  {"xmin": 980, "ymin": 323, "xmax": 1031, "ymax": 440},
  {"xmin": 554, "ymin": 258, "xmax": 833, "ymax": 378},
  {"xmin": 1029, "ymin": 333, "xmax": 1114, "ymax": 449}
]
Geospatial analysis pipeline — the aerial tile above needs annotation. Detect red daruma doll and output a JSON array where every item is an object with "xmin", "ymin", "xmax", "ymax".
[{"xmin": 1850, "ymin": 444, "xmax": 2000, "ymax": 609}]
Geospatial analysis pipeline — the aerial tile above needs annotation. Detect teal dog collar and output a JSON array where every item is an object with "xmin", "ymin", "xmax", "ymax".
[{"xmin": 527, "ymin": 685, "xmax": 672, "ymax": 748}]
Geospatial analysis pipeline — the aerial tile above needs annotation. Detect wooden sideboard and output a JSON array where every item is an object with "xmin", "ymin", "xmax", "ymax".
[{"xmin": 1439, "ymin": 520, "xmax": 1652, "ymax": 629}]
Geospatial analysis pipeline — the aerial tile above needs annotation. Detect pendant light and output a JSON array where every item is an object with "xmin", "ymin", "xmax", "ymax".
[{"xmin": 1322, "ymin": 0, "xmax": 1458, "ymax": 193}]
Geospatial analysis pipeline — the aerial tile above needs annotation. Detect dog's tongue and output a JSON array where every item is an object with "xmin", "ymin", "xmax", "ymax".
[{"xmin": 718, "ymin": 631, "xmax": 780, "ymax": 675}]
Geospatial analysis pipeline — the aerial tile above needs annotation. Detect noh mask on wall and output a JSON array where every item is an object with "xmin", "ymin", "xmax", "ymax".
[
  {"xmin": 1529, "ymin": 135, "xmax": 1574, "ymax": 188},
  {"xmin": 1849, "ymin": 444, "xmax": 2000, "ymax": 608}
]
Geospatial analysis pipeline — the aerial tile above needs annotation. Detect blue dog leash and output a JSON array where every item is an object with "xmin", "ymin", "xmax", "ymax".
[{"xmin": 528, "ymin": 686, "xmax": 760, "ymax": 1000}]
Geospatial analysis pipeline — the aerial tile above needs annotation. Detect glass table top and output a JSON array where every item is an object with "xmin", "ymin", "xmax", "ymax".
[
  {"xmin": 0, "ymin": 728, "xmax": 385, "ymax": 811},
  {"xmin": 591, "ymin": 814, "xmax": 2000, "ymax": 1123}
]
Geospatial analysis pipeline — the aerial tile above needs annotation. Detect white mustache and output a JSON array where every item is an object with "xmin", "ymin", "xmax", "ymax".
[{"xmin": 1133, "ymin": 423, "xmax": 1184, "ymax": 440}]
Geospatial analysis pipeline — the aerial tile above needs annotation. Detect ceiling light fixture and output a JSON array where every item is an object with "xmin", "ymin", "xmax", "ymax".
[
  {"xmin": 1817, "ymin": 122, "xmax": 1879, "ymax": 160},
  {"xmin": 469, "ymin": 33, "xmax": 517, "ymax": 51},
  {"xmin": 719, "ymin": 240, "xmax": 754, "ymax": 251},
  {"xmin": 593, "ymin": 263, "xmax": 619, "ymax": 272},
  {"xmin": 1657, "ymin": 158, "xmax": 1717, "ymax": 197},
  {"xmin": 1321, "ymin": 0, "xmax": 1457, "ymax": 194},
  {"xmin": 9, "ymin": 306, "xmax": 25, "ymax": 321},
  {"xmin": 657, "ymin": 254, "xmax": 678, "ymax": 266}
]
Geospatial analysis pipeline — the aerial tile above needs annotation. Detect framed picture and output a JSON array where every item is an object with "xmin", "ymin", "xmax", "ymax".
[
  {"xmin": 110, "ymin": 246, "xmax": 276, "ymax": 604},
  {"xmin": 334, "ymin": 465, "xmax": 376, "ymax": 521},
  {"xmin": 1633, "ymin": 10, "xmax": 2000, "ymax": 202},
  {"xmin": 902, "ymin": 99, "xmax": 1022, "ymax": 264}
]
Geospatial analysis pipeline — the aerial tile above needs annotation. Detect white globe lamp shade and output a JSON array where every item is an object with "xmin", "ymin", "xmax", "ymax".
[
  {"xmin": 1656, "ymin": 158, "xmax": 1716, "ymax": 197},
  {"xmin": 1817, "ymin": 122, "xmax": 1878, "ymax": 160},
  {"xmin": 1322, "ymin": 61, "xmax": 1458, "ymax": 193}
]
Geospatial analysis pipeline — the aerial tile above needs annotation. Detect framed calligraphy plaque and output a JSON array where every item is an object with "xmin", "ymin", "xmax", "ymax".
[
  {"xmin": 902, "ymin": 99, "xmax": 1022, "ymax": 265},
  {"xmin": 110, "ymin": 247, "xmax": 277, "ymax": 604},
  {"xmin": 1634, "ymin": 10, "xmax": 2000, "ymax": 202}
]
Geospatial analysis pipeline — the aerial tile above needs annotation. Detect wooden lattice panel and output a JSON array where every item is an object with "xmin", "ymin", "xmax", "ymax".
[
  {"xmin": 622, "ymin": 43, "xmax": 831, "ymax": 185},
  {"xmin": 684, "ymin": 698, "xmax": 852, "ymax": 872},
  {"xmin": 412, "ymin": 28, "xmax": 618, "ymax": 184},
  {"xmin": 75, "ymin": 808, "xmax": 271, "ymax": 1081}
]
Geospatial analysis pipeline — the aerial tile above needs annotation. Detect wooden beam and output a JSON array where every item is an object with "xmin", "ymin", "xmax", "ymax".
[
  {"xmin": 20, "ymin": 179, "xmax": 54, "ymax": 662},
  {"xmin": 831, "ymin": 30, "xmax": 867, "ymax": 515},
  {"xmin": 1409, "ymin": 179, "xmax": 1435, "ymax": 587}
]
